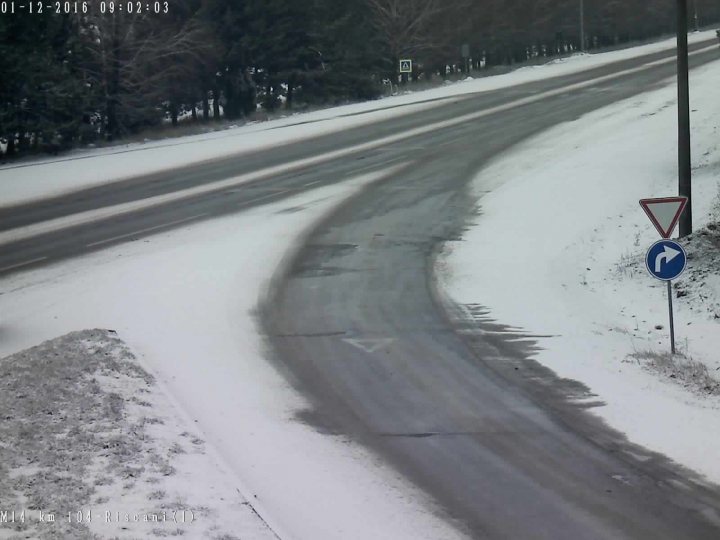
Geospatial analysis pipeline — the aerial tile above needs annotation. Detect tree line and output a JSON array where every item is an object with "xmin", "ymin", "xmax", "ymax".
[{"xmin": 1, "ymin": 0, "xmax": 718, "ymax": 156}]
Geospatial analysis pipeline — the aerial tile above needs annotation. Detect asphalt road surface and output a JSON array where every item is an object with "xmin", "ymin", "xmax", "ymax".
[{"xmin": 3, "ymin": 39, "xmax": 720, "ymax": 539}]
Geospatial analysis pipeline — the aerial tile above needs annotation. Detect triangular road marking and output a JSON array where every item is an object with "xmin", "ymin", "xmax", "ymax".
[
  {"xmin": 343, "ymin": 338, "xmax": 396, "ymax": 354},
  {"xmin": 639, "ymin": 197, "xmax": 688, "ymax": 238}
]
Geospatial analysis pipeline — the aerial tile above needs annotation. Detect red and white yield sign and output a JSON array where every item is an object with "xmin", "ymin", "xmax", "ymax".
[{"xmin": 639, "ymin": 196, "xmax": 688, "ymax": 238}]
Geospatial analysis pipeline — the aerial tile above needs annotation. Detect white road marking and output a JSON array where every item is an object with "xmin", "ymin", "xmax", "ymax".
[
  {"xmin": 86, "ymin": 213, "xmax": 208, "ymax": 247},
  {"xmin": 350, "ymin": 157, "xmax": 406, "ymax": 175},
  {"xmin": 380, "ymin": 147, "xmax": 429, "ymax": 151},
  {"xmin": 0, "ymin": 256, "xmax": 48, "ymax": 273},
  {"xmin": 2, "ymin": 43, "xmax": 714, "ymax": 248},
  {"xmin": 304, "ymin": 181, "xmax": 321, "ymax": 187},
  {"xmin": 439, "ymin": 135, "xmax": 469, "ymax": 147},
  {"xmin": 238, "ymin": 191, "xmax": 290, "ymax": 207},
  {"xmin": 343, "ymin": 338, "xmax": 396, "ymax": 353}
]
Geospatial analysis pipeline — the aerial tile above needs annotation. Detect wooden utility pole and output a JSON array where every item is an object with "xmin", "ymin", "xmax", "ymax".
[
  {"xmin": 580, "ymin": 0, "xmax": 585, "ymax": 52},
  {"xmin": 677, "ymin": 0, "xmax": 692, "ymax": 237}
]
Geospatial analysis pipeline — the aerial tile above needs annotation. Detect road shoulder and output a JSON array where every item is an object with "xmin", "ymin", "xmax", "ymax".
[{"xmin": 438, "ymin": 59, "xmax": 720, "ymax": 483}]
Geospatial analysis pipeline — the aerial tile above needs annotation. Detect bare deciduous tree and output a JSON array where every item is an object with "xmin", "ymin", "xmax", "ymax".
[
  {"xmin": 365, "ymin": 0, "xmax": 447, "ymax": 76},
  {"xmin": 83, "ymin": 11, "xmax": 212, "ymax": 138}
]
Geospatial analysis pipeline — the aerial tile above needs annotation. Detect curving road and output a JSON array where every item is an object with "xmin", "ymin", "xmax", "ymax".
[
  {"xmin": 261, "ymin": 46, "xmax": 720, "ymax": 539},
  {"xmin": 3, "ymin": 39, "xmax": 720, "ymax": 539}
]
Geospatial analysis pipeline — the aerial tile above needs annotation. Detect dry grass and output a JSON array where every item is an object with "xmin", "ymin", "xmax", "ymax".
[
  {"xmin": 0, "ymin": 330, "xmax": 180, "ymax": 539},
  {"xmin": 627, "ymin": 349, "xmax": 720, "ymax": 396},
  {"xmin": 0, "ymin": 330, "xmax": 258, "ymax": 540},
  {"xmin": 615, "ymin": 250, "xmax": 640, "ymax": 278},
  {"xmin": 709, "ymin": 178, "xmax": 720, "ymax": 223}
]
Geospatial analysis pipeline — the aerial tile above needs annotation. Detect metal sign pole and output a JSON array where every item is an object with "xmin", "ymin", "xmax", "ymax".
[
  {"xmin": 643, "ymin": 237, "xmax": 686, "ymax": 355},
  {"xmin": 667, "ymin": 281, "xmax": 676, "ymax": 354},
  {"xmin": 640, "ymin": 199, "xmax": 688, "ymax": 355}
]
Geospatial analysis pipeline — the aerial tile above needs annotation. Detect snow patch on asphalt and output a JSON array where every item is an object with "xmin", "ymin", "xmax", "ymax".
[
  {"xmin": 439, "ymin": 59, "xmax": 720, "ymax": 483},
  {"xmin": 0, "ymin": 172, "xmax": 469, "ymax": 540}
]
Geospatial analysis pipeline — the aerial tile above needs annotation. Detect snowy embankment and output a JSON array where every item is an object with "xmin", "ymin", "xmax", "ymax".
[
  {"xmin": 0, "ymin": 170, "xmax": 468, "ymax": 540},
  {"xmin": 0, "ymin": 330, "xmax": 278, "ymax": 540},
  {"xmin": 0, "ymin": 30, "xmax": 716, "ymax": 209},
  {"xmin": 438, "ymin": 59, "xmax": 720, "ymax": 482}
]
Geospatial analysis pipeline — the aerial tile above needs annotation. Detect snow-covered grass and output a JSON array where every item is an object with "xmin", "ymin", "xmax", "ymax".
[
  {"xmin": 0, "ymin": 330, "xmax": 276, "ymax": 540},
  {"xmin": 1, "ymin": 30, "xmax": 716, "ymax": 210},
  {"xmin": 627, "ymin": 348, "xmax": 720, "ymax": 396},
  {"xmin": 439, "ymin": 58, "xmax": 720, "ymax": 483},
  {"xmin": 0, "ymin": 169, "xmax": 468, "ymax": 540}
]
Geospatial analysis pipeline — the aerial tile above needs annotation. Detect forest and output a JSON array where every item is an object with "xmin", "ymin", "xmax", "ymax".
[{"xmin": 1, "ymin": 0, "xmax": 719, "ymax": 156}]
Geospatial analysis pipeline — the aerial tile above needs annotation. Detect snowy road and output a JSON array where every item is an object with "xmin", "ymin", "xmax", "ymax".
[
  {"xmin": 0, "ymin": 39, "xmax": 718, "ymax": 275},
  {"xmin": 2, "ymin": 37, "xmax": 720, "ymax": 540},
  {"xmin": 262, "ymin": 46, "xmax": 720, "ymax": 539}
]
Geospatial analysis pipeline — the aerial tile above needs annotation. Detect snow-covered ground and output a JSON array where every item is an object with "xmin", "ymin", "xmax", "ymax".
[
  {"xmin": 439, "ymin": 59, "xmax": 720, "ymax": 483},
  {"xmin": 0, "ymin": 169, "xmax": 468, "ymax": 540},
  {"xmin": 0, "ymin": 30, "xmax": 716, "ymax": 209},
  {"xmin": 1, "ymin": 31, "xmax": 719, "ymax": 540},
  {"xmin": 0, "ymin": 330, "xmax": 278, "ymax": 540}
]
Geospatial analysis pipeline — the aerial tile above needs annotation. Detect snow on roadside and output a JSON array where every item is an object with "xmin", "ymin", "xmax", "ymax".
[
  {"xmin": 675, "ymin": 224, "xmax": 720, "ymax": 321},
  {"xmin": 1, "ymin": 30, "xmax": 716, "ymax": 209},
  {"xmin": 0, "ymin": 171, "xmax": 469, "ymax": 540},
  {"xmin": 0, "ymin": 100, "xmax": 446, "ymax": 209},
  {"xmin": 438, "ymin": 60, "xmax": 720, "ymax": 483},
  {"xmin": 0, "ymin": 330, "xmax": 276, "ymax": 540}
]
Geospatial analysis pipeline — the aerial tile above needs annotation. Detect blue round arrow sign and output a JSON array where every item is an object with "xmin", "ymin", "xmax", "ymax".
[{"xmin": 645, "ymin": 239, "xmax": 687, "ymax": 281}]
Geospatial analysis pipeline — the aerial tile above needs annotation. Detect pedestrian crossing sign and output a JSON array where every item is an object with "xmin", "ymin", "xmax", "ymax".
[{"xmin": 399, "ymin": 59, "xmax": 412, "ymax": 73}]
